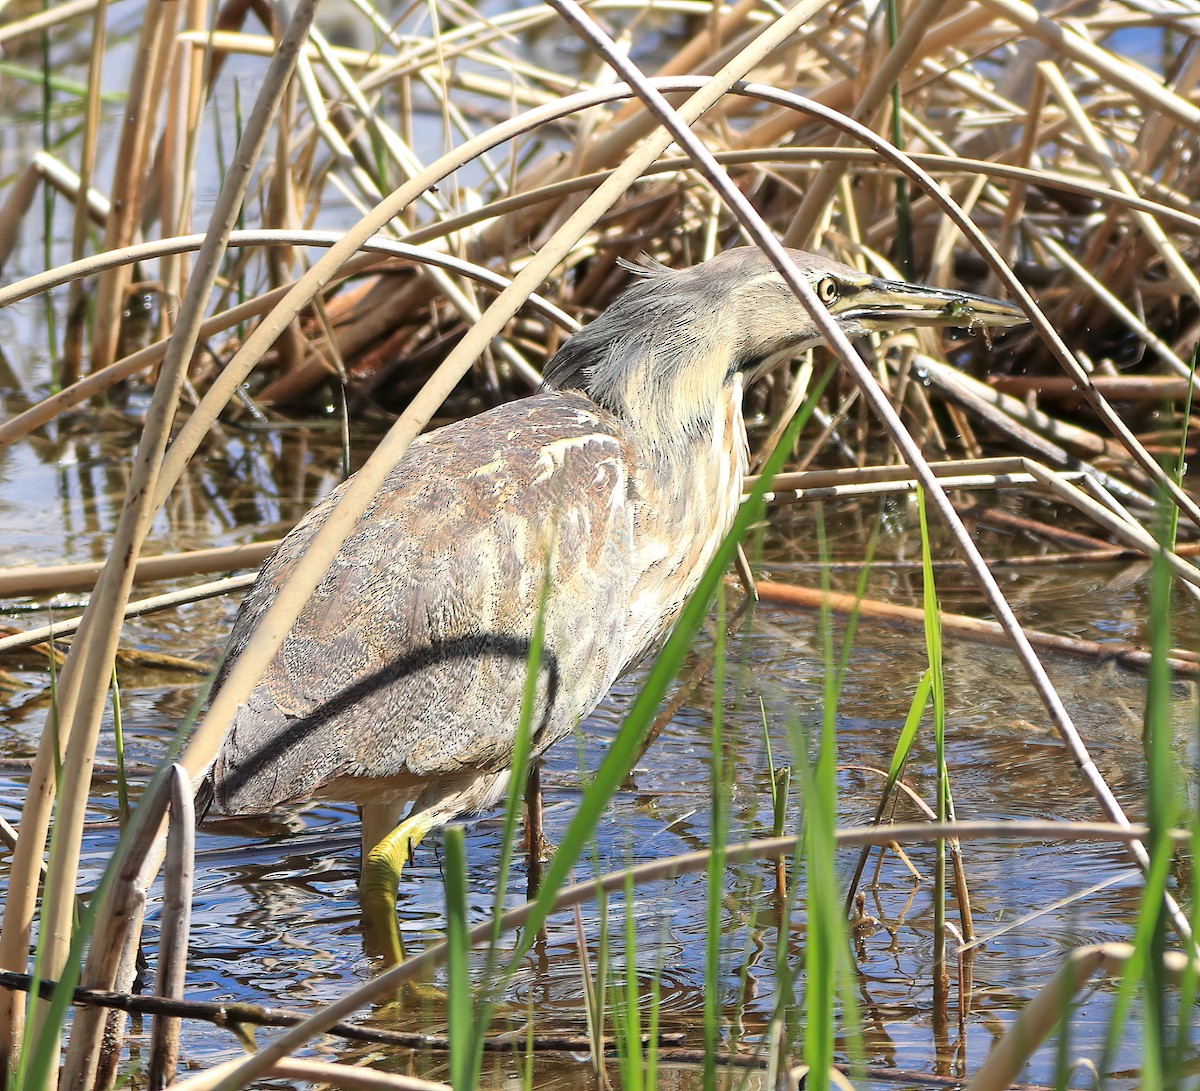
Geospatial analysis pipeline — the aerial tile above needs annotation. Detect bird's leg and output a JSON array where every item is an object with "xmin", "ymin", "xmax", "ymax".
[
  {"xmin": 523, "ymin": 762, "xmax": 547, "ymax": 901},
  {"xmin": 360, "ymin": 807, "xmax": 436, "ymax": 967}
]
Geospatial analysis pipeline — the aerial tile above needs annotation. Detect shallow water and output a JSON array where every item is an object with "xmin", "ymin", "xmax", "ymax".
[{"xmin": 0, "ymin": 409, "xmax": 1194, "ymax": 1088}]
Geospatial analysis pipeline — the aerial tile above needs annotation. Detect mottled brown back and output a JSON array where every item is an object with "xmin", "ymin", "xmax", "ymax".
[{"xmin": 209, "ymin": 391, "xmax": 647, "ymax": 814}]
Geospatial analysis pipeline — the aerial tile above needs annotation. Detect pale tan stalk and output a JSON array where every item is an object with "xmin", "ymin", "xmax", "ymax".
[
  {"xmin": 992, "ymin": 69, "xmax": 1044, "ymax": 292},
  {"xmin": 88, "ymin": 0, "xmax": 172, "ymax": 372},
  {"xmin": 173, "ymin": 1059, "xmax": 452, "ymax": 1091},
  {"xmin": 59, "ymin": 24, "xmax": 323, "ymax": 1078},
  {"xmin": 146, "ymin": 767, "xmax": 194, "ymax": 1091},
  {"xmin": 928, "ymin": 174, "xmax": 987, "ymax": 284},
  {"xmin": 962, "ymin": 943, "xmax": 1167, "ymax": 1091},
  {"xmin": 784, "ymin": 0, "xmax": 953, "ymax": 248},
  {"xmin": 0, "ymin": 0, "xmax": 95, "ymax": 43},
  {"xmin": 0, "ymin": 574, "xmax": 257, "ymax": 655},
  {"xmin": 62, "ymin": 0, "xmax": 110, "ymax": 382},
  {"xmin": 1134, "ymin": 40, "xmax": 1200, "ymax": 173},
  {"xmin": 59, "ymin": 769, "xmax": 176, "ymax": 1090},
  {"xmin": 916, "ymin": 356, "xmax": 1119, "ymax": 462},
  {"xmin": 157, "ymin": 3, "xmax": 191, "ymax": 317},
  {"xmin": 0, "ymin": 279, "xmax": 350, "ymax": 449},
  {"xmin": 609, "ymin": 0, "xmax": 765, "ymax": 127},
  {"xmin": 760, "ymin": 455, "xmax": 1189, "ymax": 582},
  {"xmin": 0, "ymin": 153, "xmax": 108, "ymax": 273},
  {"xmin": 31, "ymin": 153, "xmax": 110, "ymax": 217},
  {"xmin": 141, "ymin": 0, "xmax": 210, "ymax": 246},
  {"xmin": 0, "ymin": 163, "xmax": 42, "ymax": 271}
]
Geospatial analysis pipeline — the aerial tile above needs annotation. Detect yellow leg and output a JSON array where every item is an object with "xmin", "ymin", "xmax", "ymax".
[{"xmin": 360, "ymin": 810, "xmax": 437, "ymax": 967}]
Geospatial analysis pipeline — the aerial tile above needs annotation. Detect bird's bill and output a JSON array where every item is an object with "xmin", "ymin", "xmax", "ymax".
[{"xmin": 841, "ymin": 277, "xmax": 1028, "ymax": 332}]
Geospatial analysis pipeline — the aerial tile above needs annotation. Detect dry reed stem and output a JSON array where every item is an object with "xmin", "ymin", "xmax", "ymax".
[
  {"xmin": 0, "ymin": 543, "xmax": 276, "ymax": 597},
  {"xmin": 0, "ymin": 163, "xmax": 43, "ymax": 272},
  {"xmin": 764, "ymin": 456, "xmax": 1192, "ymax": 585},
  {"xmin": 155, "ymin": 4, "xmax": 192, "ymax": 321},
  {"xmin": 0, "ymin": 151, "xmax": 110, "ymax": 236},
  {"xmin": 0, "ymin": 574, "xmax": 256, "ymax": 656},
  {"xmin": 0, "ymin": 0, "xmax": 96, "ymax": 43},
  {"xmin": 994, "ymin": 375, "xmax": 1196, "ymax": 401},
  {"xmin": 784, "ymin": 0, "xmax": 953, "ymax": 248},
  {"xmin": 0, "ymin": 231, "xmax": 554, "ymax": 314},
  {"xmin": 55, "ymin": 768, "xmax": 174, "ymax": 1087},
  {"xmin": 147, "ymin": 767, "xmax": 195, "ymax": 1091},
  {"xmin": 916, "ymin": 358, "xmax": 1121, "ymax": 463},
  {"xmin": 256, "ymin": 1063, "xmax": 451, "ymax": 1091},
  {"xmin": 56, "ymin": 12, "xmax": 325, "ymax": 1077},
  {"xmin": 959, "ymin": 942, "xmax": 1200, "ymax": 1091},
  {"xmin": 1138, "ymin": 42, "xmax": 1200, "ymax": 186},
  {"xmin": 61, "ymin": 0, "xmax": 109, "ymax": 383},
  {"xmin": 962, "ymin": 868, "xmax": 1145, "ymax": 958},
  {"xmin": 171, "ymin": 1058, "xmax": 452, "ymax": 1091},
  {"xmin": 88, "ymin": 0, "xmax": 172, "ymax": 373},
  {"xmin": 839, "ymin": 763, "xmax": 976, "ymax": 944},
  {"xmin": 755, "ymin": 579, "xmax": 1200, "ymax": 676}
]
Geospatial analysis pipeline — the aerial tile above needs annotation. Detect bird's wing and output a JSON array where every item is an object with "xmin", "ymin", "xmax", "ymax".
[{"xmin": 211, "ymin": 392, "xmax": 641, "ymax": 813}]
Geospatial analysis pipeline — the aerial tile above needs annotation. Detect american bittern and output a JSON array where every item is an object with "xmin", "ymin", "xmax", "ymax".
[{"xmin": 204, "ymin": 247, "xmax": 1025, "ymax": 964}]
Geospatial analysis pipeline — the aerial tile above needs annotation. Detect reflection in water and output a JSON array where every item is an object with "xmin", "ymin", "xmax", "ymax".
[{"xmin": 0, "ymin": 416, "xmax": 1193, "ymax": 1087}]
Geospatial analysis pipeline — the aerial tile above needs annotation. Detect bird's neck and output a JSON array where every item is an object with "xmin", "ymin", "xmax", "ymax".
[
  {"xmin": 638, "ymin": 376, "xmax": 748, "ymax": 500},
  {"xmin": 624, "ymin": 381, "xmax": 748, "ymax": 633}
]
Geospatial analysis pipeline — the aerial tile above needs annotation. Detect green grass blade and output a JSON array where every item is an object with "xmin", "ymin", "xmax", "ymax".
[
  {"xmin": 703, "ymin": 588, "xmax": 729, "ymax": 1091},
  {"xmin": 111, "ymin": 666, "xmax": 129, "ymax": 828},
  {"xmin": 802, "ymin": 504, "xmax": 864, "ymax": 1087},
  {"xmin": 443, "ymin": 825, "xmax": 476, "ymax": 1091},
  {"xmin": 916, "ymin": 488, "xmax": 950, "ymax": 1028}
]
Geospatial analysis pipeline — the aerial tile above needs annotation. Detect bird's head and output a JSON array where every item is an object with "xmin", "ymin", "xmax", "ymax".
[{"xmin": 543, "ymin": 247, "xmax": 1026, "ymax": 455}]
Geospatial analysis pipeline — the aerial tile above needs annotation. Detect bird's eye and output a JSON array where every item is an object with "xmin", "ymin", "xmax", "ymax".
[{"xmin": 816, "ymin": 276, "xmax": 840, "ymax": 304}]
